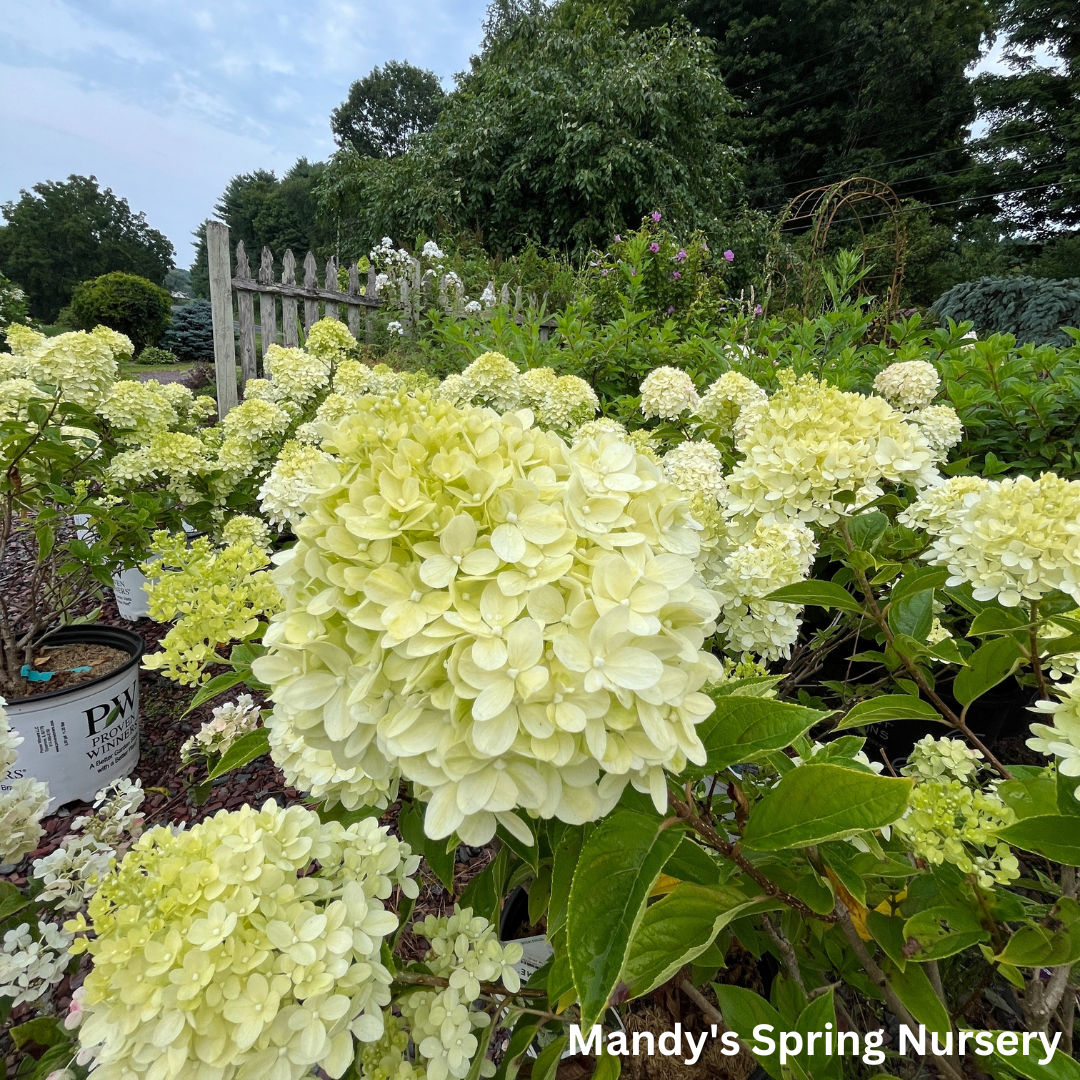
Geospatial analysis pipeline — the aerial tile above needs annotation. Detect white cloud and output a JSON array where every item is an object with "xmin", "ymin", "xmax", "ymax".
[{"xmin": 0, "ymin": 0, "xmax": 489, "ymax": 265}]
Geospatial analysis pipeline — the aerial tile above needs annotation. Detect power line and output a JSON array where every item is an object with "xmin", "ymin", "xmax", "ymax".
[
  {"xmin": 776, "ymin": 178, "xmax": 1079, "ymax": 233},
  {"xmin": 742, "ymin": 115, "xmax": 1080, "ymax": 213}
]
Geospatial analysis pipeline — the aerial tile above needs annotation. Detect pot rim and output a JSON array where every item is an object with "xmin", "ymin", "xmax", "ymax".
[{"xmin": 6, "ymin": 625, "xmax": 144, "ymax": 707}]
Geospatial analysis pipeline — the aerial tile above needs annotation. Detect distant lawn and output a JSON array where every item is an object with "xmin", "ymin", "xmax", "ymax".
[{"xmin": 119, "ymin": 361, "xmax": 194, "ymax": 377}]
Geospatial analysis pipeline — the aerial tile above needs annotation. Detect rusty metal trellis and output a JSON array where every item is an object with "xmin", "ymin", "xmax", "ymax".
[{"xmin": 764, "ymin": 177, "xmax": 909, "ymax": 320}]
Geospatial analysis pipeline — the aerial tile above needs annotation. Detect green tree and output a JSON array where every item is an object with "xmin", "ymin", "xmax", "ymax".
[
  {"xmin": 69, "ymin": 271, "xmax": 173, "ymax": 351},
  {"xmin": 627, "ymin": 0, "xmax": 995, "ymax": 217},
  {"xmin": 319, "ymin": 3, "xmax": 739, "ymax": 258},
  {"xmin": 330, "ymin": 60, "xmax": 446, "ymax": 159},
  {"xmin": 974, "ymin": 0, "xmax": 1080, "ymax": 234},
  {"xmin": 190, "ymin": 159, "xmax": 332, "ymax": 299},
  {"xmin": 0, "ymin": 175, "xmax": 174, "ymax": 322}
]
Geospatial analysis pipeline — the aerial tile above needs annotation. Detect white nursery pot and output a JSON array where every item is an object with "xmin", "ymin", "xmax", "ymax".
[
  {"xmin": 3, "ymin": 626, "xmax": 143, "ymax": 807},
  {"xmin": 112, "ymin": 565, "xmax": 152, "ymax": 620}
]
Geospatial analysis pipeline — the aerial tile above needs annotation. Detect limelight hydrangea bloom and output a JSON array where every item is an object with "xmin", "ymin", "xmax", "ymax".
[
  {"xmin": 920, "ymin": 473, "xmax": 1080, "ymax": 607},
  {"xmin": 723, "ymin": 371, "xmax": 938, "ymax": 538},
  {"xmin": 259, "ymin": 441, "xmax": 339, "ymax": 527},
  {"xmin": 252, "ymin": 394, "xmax": 722, "ymax": 842},
  {"xmin": 334, "ymin": 361, "xmax": 379, "ymax": 397},
  {"xmin": 909, "ymin": 404, "xmax": 963, "ymax": 461},
  {"xmin": 143, "ymin": 531, "xmax": 283, "ymax": 684},
  {"xmin": 573, "ymin": 417, "xmax": 628, "ymax": 441},
  {"xmin": 662, "ymin": 441, "xmax": 727, "ymax": 503},
  {"xmin": 897, "ymin": 475, "xmax": 991, "ymax": 533},
  {"xmin": 243, "ymin": 378, "xmax": 281, "ymax": 403},
  {"xmin": 518, "ymin": 368, "xmax": 598, "ymax": 431},
  {"xmin": 460, "ymin": 352, "xmax": 521, "ymax": 411},
  {"xmin": 0, "ymin": 920, "xmax": 73, "ymax": 1007},
  {"xmin": 20, "ymin": 327, "xmax": 128, "ymax": 406},
  {"xmin": 68, "ymin": 802, "xmax": 420, "ymax": 1080},
  {"xmin": 181, "ymin": 694, "xmax": 263, "ymax": 767},
  {"xmin": 400, "ymin": 907, "xmax": 522, "ymax": 1080},
  {"xmin": 873, "ymin": 360, "xmax": 940, "ymax": 410},
  {"xmin": 896, "ymin": 737, "xmax": 1017, "ymax": 888},
  {"xmin": 695, "ymin": 371, "xmax": 767, "ymax": 436},
  {"xmin": 0, "ymin": 698, "xmax": 50, "ymax": 865},
  {"xmin": 264, "ymin": 345, "xmax": 331, "ymax": 406},
  {"xmin": 3, "ymin": 323, "xmax": 44, "ymax": 356},
  {"xmin": 306, "ymin": 318, "xmax": 357, "ymax": 364},
  {"xmin": 712, "ymin": 521, "xmax": 817, "ymax": 660},
  {"xmin": 99, "ymin": 380, "xmax": 179, "ymax": 441},
  {"xmin": 436, "ymin": 374, "xmax": 469, "ymax": 405},
  {"xmin": 1028, "ymin": 678, "xmax": 1080, "ymax": 799},
  {"xmin": 639, "ymin": 366, "xmax": 699, "ymax": 419},
  {"xmin": 222, "ymin": 514, "xmax": 273, "ymax": 550}
]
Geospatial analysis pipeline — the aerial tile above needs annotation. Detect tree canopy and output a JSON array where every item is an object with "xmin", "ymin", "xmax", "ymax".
[
  {"xmin": 627, "ymin": 0, "xmax": 995, "ymax": 220},
  {"xmin": 318, "ymin": 4, "xmax": 740, "ymax": 258},
  {"xmin": 0, "ymin": 175, "xmax": 174, "ymax": 322},
  {"xmin": 190, "ymin": 159, "xmax": 333, "ymax": 298},
  {"xmin": 974, "ymin": 0, "xmax": 1080, "ymax": 235},
  {"xmin": 330, "ymin": 60, "xmax": 446, "ymax": 159}
]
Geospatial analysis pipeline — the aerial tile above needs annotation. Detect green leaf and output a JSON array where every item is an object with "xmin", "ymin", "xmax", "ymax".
[
  {"xmin": 531, "ymin": 1037, "xmax": 568, "ymax": 1080},
  {"xmin": 902, "ymin": 905, "xmax": 990, "ymax": 961},
  {"xmin": 953, "ymin": 637, "xmax": 1024, "ymax": 706},
  {"xmin": 762, "ymin": 581, "xmax": 865, "ymax": 614},
  {"xmin": 567, "ymin": 812, "xmax": 683, "ymax": 1028},
  {"xmin": 889, "ymin": 567, "xmax": 949, "ymax": 603},
  {"xmin": 835, "ymin": 695, "xmax": 944, "ymax": 730},
  {"xmin": 548, "ymin": 826, "xmax": 585, "ymax": 938},
  {"xmin": 621, "ymin": 883, "xmax": 776, "ymax": 998},
  {"xmin": 882, "ymin": 958, "xmax": 951, "ymax": 1034},
  {"xmin": 493, "ymin": 1018, "xmax": 540, "ymax": 1080},
  {"xmin": 1056, "ymin": 766, "xmax": 1080, "ymax": 818},
  {"xmin": 592, "ymin": 1052, "xmax": 622, "ymax": 1080},
  {"xmin": 989, "ymin": 1036, "xmax": 1080, "ymax": 1080},
  {"xmin": 205, "ymin": 728, "xmax": 270, "ymax": 780},
  {"xmin": 995, "ymin": 904, "xmax": 1080, "ymax": 968},
  {"xmin": 888, "ymin": 589, "xmax": 933, "ymax": 642},
  {"xmin": 399, "ymin": 802, "xmax": 458, "ymax": 893},
  {"xmin": 711, "ymin": 985, "xmax": 783, "ymax": 1080},
  {"xmin": 692, "ymin": 697, "xmax": 831, "ymax": 774},
  {"xmin": 866, "ymin": 910, "xmax": 909, "ymax": 970},
  {"xmin": 10, "ymin": 1016, "xmax": 64, "ymax": 1050},
  {"xmin": 663, "ymin": 837, "xmax": 724, "ymax": 885},
  {"xmin": 183, "ymin": 669, "xmax": 246, "ymax": 716},
  {"xmin": 998, "ymin": 815, "xmax": 1080, "ymax": 866},
  {"xmin": 464, "ymin": 1019, "xmax": 496, "ymax": 1080},
  {"xmin": 741, "ymin": 764, "xmax": 913, "ymax": 851}
]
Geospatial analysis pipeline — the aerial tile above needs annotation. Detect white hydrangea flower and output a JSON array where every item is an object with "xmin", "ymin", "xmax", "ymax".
[
  {"xmin": 712, "ymin": 521, "xmax": 817, "ymax": 660},
  {"xmin": 181, "ymin": 693, "xmax": 262, "ymax": 766},
  {"xmin": 20, "ymin": 326, "xmax": 127, "ymax": 406},
  {"xmin": 71, "ymin": 803, "xmax": 420, "ymax": 1080},
  {"xmin": 387, "ymin": 320, "xmax": 405, "ymax": 336},
  {"xmin": 873, "ymin": 360, "xmax": 940, "ymax": 410},
  {"xmin": 909, "ymin": 404, "xmax": 963, "ymax": 460},
  {"xmin": 921, "ymin": 472, "xmax": 1080, "ymax": 607},
  {"xmin": 0, "ymin": 698, "xmax": 49, "ymax": 866},
  {"xmin": 0, "ymin": 920, "xmax": 73, "ymax": 1007},
  {"xmin": 334, "ymin": 360, "xmax": 379, "ymax": 396},
  {"xmin": 252, "ymin": 395, "xmax": 722, "ymax": 843},
  {"xmin": 99, "ymin": 380, "xmax": 179, "ymax": 441},
  {"xmin": 695, "ymin": 371, "xmax": 767, "ymax": 436},
  {"xmin": 306, "ymin": 317, "xmax": 357, "ymax": 363},
  {"xmin": 460, "ymin": 351, "xmax": 521, "ymax": 411},
  {"xmin": 897, "ymin": 475, "xmax": 991, "ymax": 533},
  {"xmin": 724, "ymin": 371, "xmax": 938, "ymax": 538},
  {"xmin": 258, "ymin": 440, "xmax": 338, "ymax": 527},
  {"xmin": 1028, "ymin": 678, "xmax": 1080, "ymax": 799},
  {"xmin": 662, "ymin": 441, "xmax": 727, "ymax": 503},
  {"xmin": 264, "ymin": 344, "xmax": 331, "ymax": 405},
  {"xmin": 639, "ymin": 366, "xmax": 699, "ymax": 419},
  {"xmin": 519, "ymin": 368, "xmax": 598, "ymax": 430}
]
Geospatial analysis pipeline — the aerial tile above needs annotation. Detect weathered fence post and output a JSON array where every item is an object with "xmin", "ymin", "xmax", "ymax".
[
  {"xmin": 206, "ymin": 220, "xmax": 238, "ymax": 417},
  {"xmin": 281, "ymin": 250, "xmax": 300, "ymax": 346},
  {"xmin": 303, "ymin": 252, "xmax": 319, "ymax": 333},
  {"xmin": 324, "ymin": 256, "xmax": 340, "ymax": 321},
  {"xmin": 235, "ymin": 241, "xmax": 258, "ymax": 388},
  {"xmin": 258, "ymin": 247, "xmax": 277, "ymax": 371}
]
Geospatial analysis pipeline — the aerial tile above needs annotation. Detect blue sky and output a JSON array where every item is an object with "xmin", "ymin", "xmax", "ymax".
[{"xmin": 0, "ymin": 0, "xmax": 488, "ymax": 265}]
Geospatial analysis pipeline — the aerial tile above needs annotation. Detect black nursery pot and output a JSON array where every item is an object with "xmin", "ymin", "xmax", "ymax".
[{"xmin": 3, "ymin": 625, "xmax": 144, "ymax": 807}]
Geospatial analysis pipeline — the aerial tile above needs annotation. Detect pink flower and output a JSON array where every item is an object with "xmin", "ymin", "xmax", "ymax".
[
  {"xmin": 649, "ymin": 242, "xmax": 660, "ymax": 253},
  {"xmin": 65, "ymin": 988, "xmax": 85, "ymax": 1031},
  {"xmin": 675, "ymin": 249, "xmax": 687, "ymax": 261},
  {"xmin": 629, "ymin": 268, "xmax": 637, "ymax": 277},
  {"xmin": 614, "ymin": 235, "xmax": 622, "ymax": 243},
  {"xmin": 754, "ymin": 304, "xmax": 762, "ymax": 315},
  {"xmin": 672, "ymin": 271, "xmax": 681, "ymax": 280},
  {"xmin": 651, "ymin": 211, "xmax": 662, "ymax": 223},
  {"xmin": 667, "ymin": 305, "xmax": 675, "ymax": 314},
  {"xmin": 723, "ymin": 250, "xmax": 735, "ymax": 262}
]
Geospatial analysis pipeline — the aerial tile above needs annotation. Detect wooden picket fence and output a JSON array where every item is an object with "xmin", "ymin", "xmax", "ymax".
[
  {"xmin": 205, "ymin": 219, "xmax": 559, "ymax": 417},
  {"xmin": 206, "ymin": 220, "xmax": 382, "ymax": 416}
]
